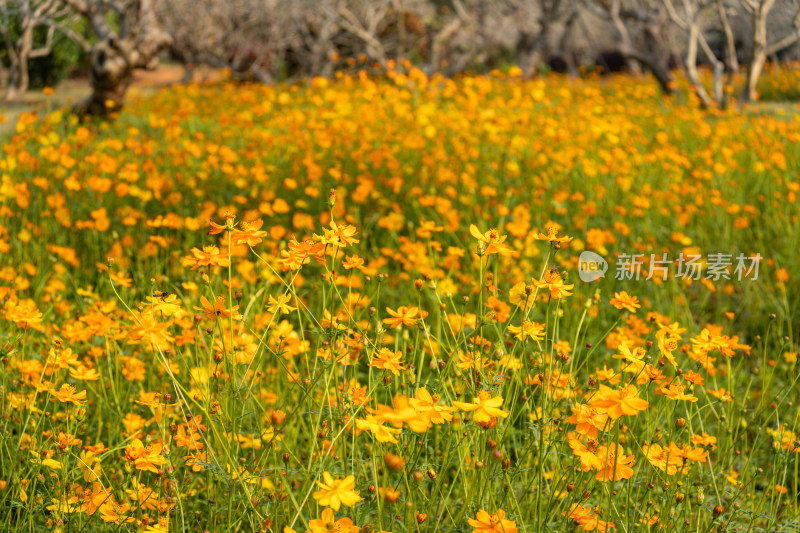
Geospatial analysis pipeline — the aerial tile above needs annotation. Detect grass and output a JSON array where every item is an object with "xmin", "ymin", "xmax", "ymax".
[{"xmin": 0, "ymin": 66, "xmax": 798, "ymax": 532}]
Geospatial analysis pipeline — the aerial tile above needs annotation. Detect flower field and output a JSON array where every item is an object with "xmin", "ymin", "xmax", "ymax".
[{"xmin": 0, "ymin": 67, "xmax": 799, "ymax": 532}]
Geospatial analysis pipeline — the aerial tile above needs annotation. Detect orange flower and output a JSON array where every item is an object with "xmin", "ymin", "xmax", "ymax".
[
  {"xmin": 691, "ymin": 432, "xmax": 717, "ymax": 449},
  {"xmin": 109, "ymin": 271, "xmax": 132, "ymax": 288},
  {"xmin": 569, "ymin": 437, "xmax": 603, "ymax": 471},
  {"xmin": 383, "ymin": 306, "xmax": 427, "ymax": 328},
  {"xmin": 684, "ymin": 370, "xmax": 704, "ymax": 385},
  {"xmin": 594, "ymin": 443, "xmax": 635, "ymax": 482},
  {"xmin": 369, "ymin": 348, "xmax": 406, "ymax": 375},
  {"xmin": 567, "ymin": 504, "xmax": 615, "ymax": 532},
  {"xmin": 314, "ymin": 221, "xmax": 360, "ymax": 247},
  {"xmin": 187, "ymin": 246, "xmax": 231, "ymax": 270},
  {"xmin": 194, "ymin": 296, "xmax": 243, "ymax": 321},
  {"xmin": 232, "ymin": 218, "xmax": 268, "ymax": 246},
  {"xmin": 566, "ymin": 403, "xmax": 609, "ymax": 438},
  {"xmin": 534, "ymin": 269, "xmax": 574, "ymax": 299},
  {"xmin": 662, "ymin": 381, "xmax": 698, "ymax": 402},
  {"xmin": 643, "ymin": 442, "xmax": 683, "ymax": 475},
  {"xmin": 124, "ymin": 439, "xmax": 167, "ymax": 473},
  {"xmin": 50, "ymin": 384, "xmax": 87, "ymax": 405},
  {"xmin": 129, "ymin": 312, "xmax": 175, "ymax": 348},
  {"xmin": 207, "ymin": 213, "xmax": 236, "ymax": 235},
  {"xmin": 342, "ymin": 255, "xmax": 365, "ymax": 270},
  {"xmin": 590, "ymin": 384, "xmax": 649, "ymax": 419},
  {"xmin": 279, "ymin": 239, "xmax": 325, "ymax": 270},
  {"xmin": 468, "ymin": 508, "xmax": 518, "ymax": 533},
  {"xmin": 609, "ymin": 291, "xmax": 640, "ymax": 313},
  {"xmin": 69, "ymin": 364, "xmax": 100, "ymax": 381}
]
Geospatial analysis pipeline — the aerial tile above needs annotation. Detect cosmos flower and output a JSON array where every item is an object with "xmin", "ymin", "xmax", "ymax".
[
  {"xmin": 468, "ymin": 508, "xmax": 518, "ymax": 533},
  {"xmin": 453, "ymin": 391, "xmax": 508, "ymax": 424},
  {"xmin": 609, "ymin": 291, "xmax": 641, "ymax": 313},
  {"xmin": 312, "ymin": 472, "xmax": 363, "ymax": 510},
  {"xmin": 590, "ymin": 385, "xmax": 649, "ymax": 419}
]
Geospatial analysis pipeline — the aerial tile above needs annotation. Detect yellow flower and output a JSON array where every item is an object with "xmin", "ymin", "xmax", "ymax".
[
  {"xmin": 312, "ymin": 472, "xmax": 363, "ymax": 510},
  {"xmin": 307, "ymin": 508, "xmax": 360, "ymax": 533},
  {"xmin": 410, "ymin": 388, "xmax": 455, "ymax": 424},
  {"xmin": 535, "ymin": 223, "xmax": 573, "ymax": 243},
  {"xmin": 383, "ymin": 306, "xmax": 427, "ymax": 328},
  {"xmin": 507, "ymin": 320, "xmax": 545, "ymax": 342},
  {"xmin": 508, "ymin": 282, "xmax": 533, "ymax": 309},
  {"xmin": 469, "ymin": 224, "xmax": 515, "ymax": 256},
  {"xmin": 266, "ymin": 294, "xmax": 296, "ymax": 315},
  {"xmin": 355, "ymin": 416, "xmax": 402, "ymax": 443},
  {"xmin": 453, "ymin": 391, "xmax": 508, "ymax": 423},
  {"xmin": 4, "ymin": 299, "xmax": 43, "ymax": 328}
]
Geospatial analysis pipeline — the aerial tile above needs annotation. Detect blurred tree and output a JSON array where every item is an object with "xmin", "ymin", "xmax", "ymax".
[
  {"xmin": 739, "ymin": 0, "xmax": 800, "ymax": 103},
  {"xmin": 584, "ymin": 0, "xmax": 677, "ymax": 95},
  {"xmin": 513, "ymin": 0, "xmax": 581, "ymax": 76},
  {"xmin": 662, "ymin": 0, "xmax": 726, "ymax": 107},
  {"xmin": 62, "ymin": 0, "xmax": 171, "ymax": 114},
  {"xmin": 0, "ymin": 0, "xmax": 88, "ymax": 101}
]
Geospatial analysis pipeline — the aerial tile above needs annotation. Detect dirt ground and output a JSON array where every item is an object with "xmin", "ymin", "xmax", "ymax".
[{"xmin": 0, "ymin": 64, "xmax": 226, "ymax": 137}]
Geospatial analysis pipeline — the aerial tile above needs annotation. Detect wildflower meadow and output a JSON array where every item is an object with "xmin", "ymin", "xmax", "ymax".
[{"xmin": 0, "ymin": 66, "xmax": 799, "ymax": 532}]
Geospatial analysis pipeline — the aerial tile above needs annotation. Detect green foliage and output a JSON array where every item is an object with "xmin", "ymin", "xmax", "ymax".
[{"xmin": 0, "ymin": 15, "xmax": 90, "ymax": 90}]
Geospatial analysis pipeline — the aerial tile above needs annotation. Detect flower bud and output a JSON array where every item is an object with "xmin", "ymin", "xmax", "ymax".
[
  {"xmin": 381, "ymin": 487, "xmax": 400, "ymax": 502},
  {"xmin": 384, "ymin": 453, "xmax": 405, "ymax": 472}
]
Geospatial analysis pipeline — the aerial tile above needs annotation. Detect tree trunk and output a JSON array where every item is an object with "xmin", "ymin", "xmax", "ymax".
[
  {"xmin": 685, "ymin": 22, "xmax": 711, "ymax": 108},
  {"xmin": 641, "ymin": 22, "xmax": 675, "ymax": 96},
  {"xmin": 742, "ymin": 0, "xmax": 774, "ymax": 104},
  {"xmin": 70, "ymin": 0, "xmax": 171, "ymax": 115},
  {"xmin": 4, "ymin": 54, "xmax": 29, "ymax": 102},
  {"xmin": 516, "ymin": 32, "xmax": 545, "ymax": 76},
  {"xmin": 76, "ymin": 39, "xmax": 136, "ymax": 114},
  {"xmin": 3, "ymin": 25, "xmax": 34, "ymax": 102},
  {"xmin": 605, "ymin": 0, "xmax": 674, "ymax": 96},
  {"xmin": 716, "ymin": 0, "xmax": 738, "ymax": 72},
  {"xmin": 558, "ymin": 11, "xmax": 580, "ymax": 77}
]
